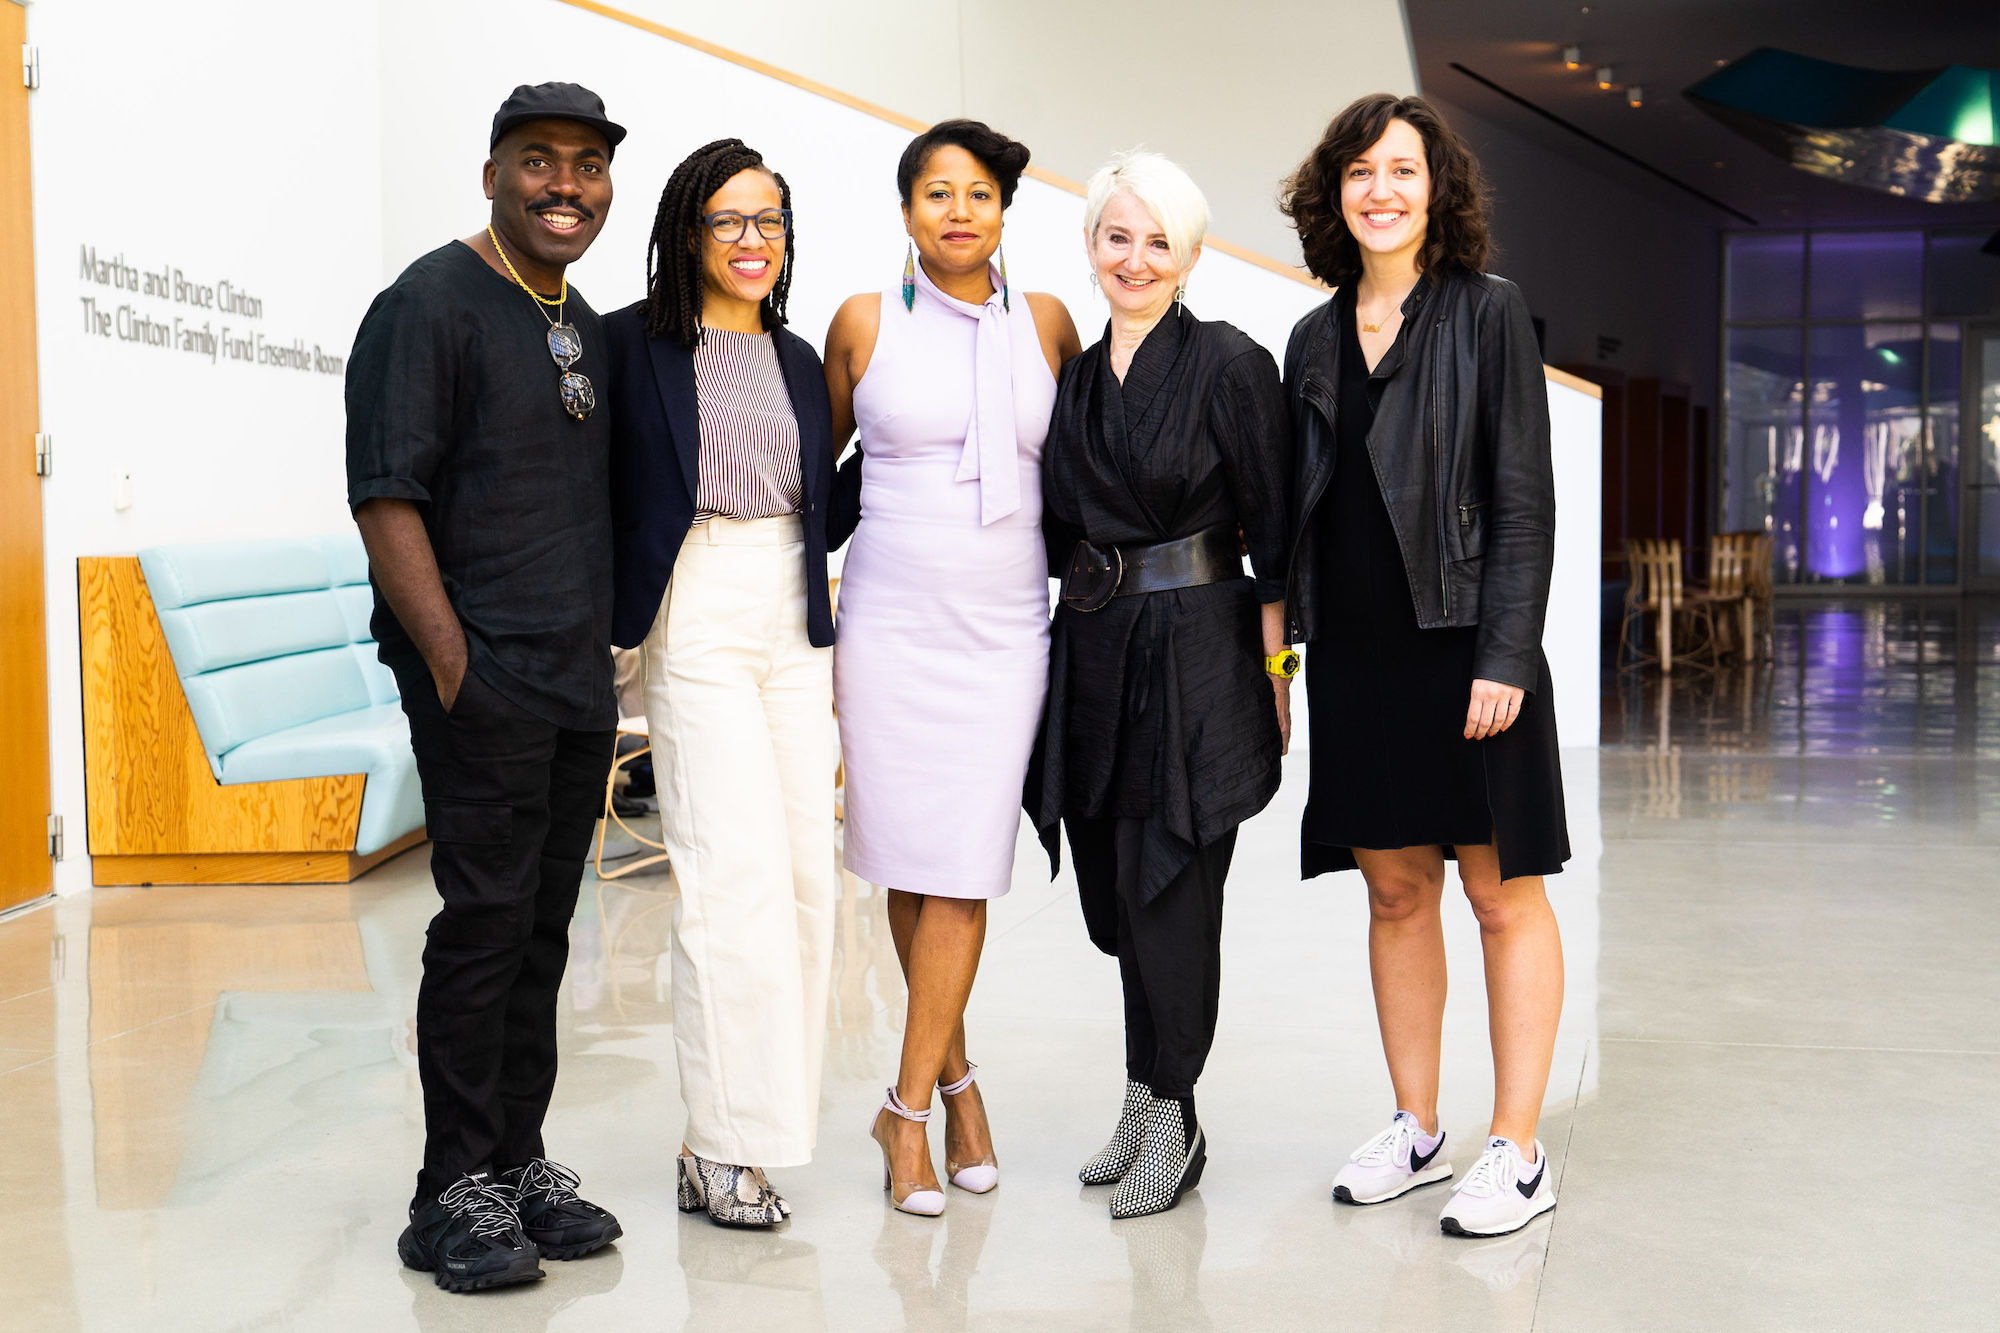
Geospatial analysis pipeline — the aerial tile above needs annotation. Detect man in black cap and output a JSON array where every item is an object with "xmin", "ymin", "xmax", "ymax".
[{"xmin": 347, "ymin": 82, "xmax": 627, "ymax": 1292}]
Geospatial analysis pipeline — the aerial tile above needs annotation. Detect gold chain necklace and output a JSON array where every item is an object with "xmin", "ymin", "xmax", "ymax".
[
  {"xmin": 486, "ymin": 225, "xmax": 566, "ymax": 323},
  {"xmin": 484, "ymin": 225, "xmax": 592, "ymax": 420},
  {"xmin": 1360, "ymin": 277, "xmax": 1420, "ymax": 335}
]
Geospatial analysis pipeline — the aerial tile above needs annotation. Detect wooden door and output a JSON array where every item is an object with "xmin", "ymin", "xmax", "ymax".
[{"xmin": 0, "ymin": 0, "xmax": 51, "ymax": 911}]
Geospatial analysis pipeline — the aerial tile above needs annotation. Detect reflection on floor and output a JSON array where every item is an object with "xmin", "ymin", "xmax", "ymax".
[{"xmin": 2, "ymin": 599, "xmax": 1995, "ymax": 1329}]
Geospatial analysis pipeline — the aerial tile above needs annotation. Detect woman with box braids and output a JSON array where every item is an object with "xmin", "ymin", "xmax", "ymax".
[
  {"xmin": 603, "ymin": 136, "xmax": 857, "ymax": 1227},
  {"xmin": 643, "ymin": 137, "xmax": 795, "ymax": 347}
]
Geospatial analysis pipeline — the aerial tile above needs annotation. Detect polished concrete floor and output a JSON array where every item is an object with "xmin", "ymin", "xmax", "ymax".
[{"xmin": 3, "ymin": 601, "xmax": 1996, "ymax": 1330}]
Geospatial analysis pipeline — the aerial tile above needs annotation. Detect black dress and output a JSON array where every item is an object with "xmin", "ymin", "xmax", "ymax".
[{"xmin": 1300, "ymin": 293, "xmax": 1569, "ymax": 881}]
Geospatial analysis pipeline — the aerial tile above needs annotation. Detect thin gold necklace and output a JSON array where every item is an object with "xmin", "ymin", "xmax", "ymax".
[
  {"xmin": 1360, "ymin": 281, "xmax": 1416, "ymax": 334},
  {"xmin": 486, "ymin": 225, "xmax": 566, "ymax": 322}
]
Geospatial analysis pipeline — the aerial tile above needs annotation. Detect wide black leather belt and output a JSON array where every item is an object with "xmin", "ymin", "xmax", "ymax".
[{"xmin": 1060, "ymin": 524, "xmax": 1244, "ymax": 612}]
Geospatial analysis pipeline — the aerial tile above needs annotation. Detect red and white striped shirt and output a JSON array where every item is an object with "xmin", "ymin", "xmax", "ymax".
[{"xmin": 692, "ymin": 327, "xmax": 803, "ymax": 521}]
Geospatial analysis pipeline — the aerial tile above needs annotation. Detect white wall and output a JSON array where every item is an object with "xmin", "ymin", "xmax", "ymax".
[
  {"xmin": 30, "ymin": 0, "xmax": 1594, "ymax": 895},
  {"xmin": 592, "ymin": 0, "xmax": 1419, "ymax": 267},
  {"xmin": 30, "ymin": 0, "xmax": 383, "ymax": 895},
  {"xmin": 373, "ymin": 0, "xmax": 1331, "ymax": 358},
  {"xmin": 1547, "ymin": 380, "xmax": 1604, "ymax": 750}
]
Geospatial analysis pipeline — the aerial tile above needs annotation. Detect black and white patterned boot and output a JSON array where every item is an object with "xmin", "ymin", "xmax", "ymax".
[
  {"xmin": 1079, "ymin": 1079, "xmax": 1156, "ymax": 1185},
  {"xmin": 1109, "ymin": 1097, "xmax": 1206, "ymax": 1219}
]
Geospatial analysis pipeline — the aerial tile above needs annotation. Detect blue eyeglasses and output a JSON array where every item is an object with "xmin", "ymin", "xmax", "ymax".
[{"xmin": 701, "ymin": 208, "xmax": 793, "ymax": 243}]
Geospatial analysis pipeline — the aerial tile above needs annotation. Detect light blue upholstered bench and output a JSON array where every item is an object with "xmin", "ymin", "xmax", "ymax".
[{"xmin": 79, "ymin": 534, "xmax": 426, "ymax": 885}]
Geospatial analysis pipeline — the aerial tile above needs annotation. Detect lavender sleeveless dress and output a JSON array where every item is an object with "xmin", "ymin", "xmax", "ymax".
[{"xmin": 833, "ymin": 259, "xmax": 1057, "ymax": 898}]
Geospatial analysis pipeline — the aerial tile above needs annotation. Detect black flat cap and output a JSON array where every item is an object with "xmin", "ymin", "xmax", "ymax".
[{"xmin": 490, "ymin": 82, "xmax": 627, "ymax": 158}]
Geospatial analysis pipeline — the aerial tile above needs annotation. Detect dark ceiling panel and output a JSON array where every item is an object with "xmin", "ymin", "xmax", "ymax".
[{"xmin": 1405, "ymin": 0, "xmax": 2000, "ymax": 227}]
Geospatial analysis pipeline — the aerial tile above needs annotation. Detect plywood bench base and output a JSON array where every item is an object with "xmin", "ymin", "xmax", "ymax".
[
  {"xmin": 91, "ymin": 828, "xmax": 427, "ymax": 886},
  {"xmin": 79, "ymin": 555, "xmax": 427, "ymax": 883}
]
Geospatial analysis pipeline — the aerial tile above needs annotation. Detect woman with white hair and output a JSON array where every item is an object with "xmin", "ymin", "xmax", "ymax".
[{"xmin": 1032, "ymin": 151, "xmax": 1295, "ymax": 1220}]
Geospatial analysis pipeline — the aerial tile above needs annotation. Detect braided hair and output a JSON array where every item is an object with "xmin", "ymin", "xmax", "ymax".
[{"xmin": 643, "ymin": 138, "xmax": 795, "ymax": 347}]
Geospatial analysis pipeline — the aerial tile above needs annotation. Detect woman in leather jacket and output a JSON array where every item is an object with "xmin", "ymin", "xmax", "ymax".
[{"xmin": 1279, "ymin": 94, "xmax": 1569, "ymax": 1239}]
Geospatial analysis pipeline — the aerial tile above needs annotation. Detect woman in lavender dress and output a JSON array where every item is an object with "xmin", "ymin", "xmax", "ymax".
[{"xmin": 824, "ymin": 119, "xmax": 1080, "ymax": 1216}]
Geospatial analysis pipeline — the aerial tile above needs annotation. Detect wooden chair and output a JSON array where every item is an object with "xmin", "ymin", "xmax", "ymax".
[
  {"xmin": 595, "ymin": 715, "xmax": 670, "ymax": 882},
  {"xmin": 1745, "ymin": 532, "xmax": 1776, "ymax": 660},
  {"xmin": 1619, "ymin": 538, "xmax": 1719, "ymax": 674},
  {"xmin": 1703, "ymin": 533, "xmax": 1756, "ymax": 662}
]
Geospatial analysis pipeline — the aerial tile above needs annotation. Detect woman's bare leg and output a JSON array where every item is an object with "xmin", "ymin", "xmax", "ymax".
[
  {"xmin": 878, "ymin": 889, "xmax": 988, "ymax": 1191},
  {"xmin": 1352, "ymin": 847, "xmax": 1450, "ymax": 1133},
  {"xmin": 1453, "ymin": 845, "xmax": 1563, "ymax": 1159}
]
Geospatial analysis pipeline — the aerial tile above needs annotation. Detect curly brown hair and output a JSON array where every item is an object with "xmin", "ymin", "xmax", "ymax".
[{"xmin": 1279, "ymin": 94, "xmax": 1491, "ymax": 288}]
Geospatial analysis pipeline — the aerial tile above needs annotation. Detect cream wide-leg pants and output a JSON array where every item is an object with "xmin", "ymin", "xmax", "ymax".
[{"xmin": 642, "ymin": 515, "xmax": 836, "ymax": 1168}]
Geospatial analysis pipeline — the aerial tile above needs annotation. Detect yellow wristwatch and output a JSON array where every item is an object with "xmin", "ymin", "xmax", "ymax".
[{"xmin": 1264, "ymin": 650, "xmax": 1301, "ymax": 678}]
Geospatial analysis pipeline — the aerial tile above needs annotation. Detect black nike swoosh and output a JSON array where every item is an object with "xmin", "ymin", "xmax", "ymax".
[
  {"xmin": 1516, "ymin": 1166, "xmax": 1542, "ymax": 1199},
  {"xmin": 1409, "ymin": 1137, "xmax": 1444, "ymax": 1172}
]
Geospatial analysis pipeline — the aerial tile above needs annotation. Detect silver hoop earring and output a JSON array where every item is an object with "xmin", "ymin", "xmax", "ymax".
[{"xmin": 1174, "ymin": 285, "xmax": 1186, "ymax": 315}]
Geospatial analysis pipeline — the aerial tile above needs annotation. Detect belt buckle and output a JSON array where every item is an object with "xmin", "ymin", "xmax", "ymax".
[{"xmin": 1061, "ymin": 540, "xmax": 1124, "ymax": 612}]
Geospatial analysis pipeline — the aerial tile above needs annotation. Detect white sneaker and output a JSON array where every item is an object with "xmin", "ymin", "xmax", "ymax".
[
  {"xmin": 1439, "ymin": 1137, "xmax": 1556, "ymax": 1237},
  {"xmin": 1332, "ymin": 1110, "xmax": 1453, "ymax": 1205}
]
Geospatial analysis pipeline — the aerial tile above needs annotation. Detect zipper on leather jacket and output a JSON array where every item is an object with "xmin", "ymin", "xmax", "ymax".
[
  {"xmin": 1432, "ymin": 329, "xmax": 1448, "ymax": 617},
  {"xmin": 1458, "ymin": 501, "xmax": 1487, "ymax": 526},
  {"xmin": 1288, "ymin": 372, "xmax": 1339, "ymax": 641}
]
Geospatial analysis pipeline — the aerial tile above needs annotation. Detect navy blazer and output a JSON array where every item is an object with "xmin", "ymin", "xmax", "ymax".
[{"xmin": 604, "ymin": 302, "xmax": 860, "ymax": 649}]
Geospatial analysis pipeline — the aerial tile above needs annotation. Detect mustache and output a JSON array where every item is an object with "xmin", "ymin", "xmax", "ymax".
[{"xmin": 529, "ymin": 198, "xmax": 595, "ymax": 221}]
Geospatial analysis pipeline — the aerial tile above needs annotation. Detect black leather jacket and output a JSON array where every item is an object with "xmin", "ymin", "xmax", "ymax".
[{"xmin": 1283, "ymin": 269, "xmax": 1555, "ymax": 692}]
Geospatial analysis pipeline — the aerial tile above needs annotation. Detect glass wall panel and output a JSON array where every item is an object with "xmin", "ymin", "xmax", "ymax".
[
  {"xmin": 1927, "ymin": 324, "xmax": 1960, "ymax": 584},
  {"xmin": 1926, "ymin": 227, "xmax": 2000, "ymax": 319},
  {"xmin": 1805, "ymin": 324, "xmax": 1923, "ymax": 583},
  {"xmin": 1810, "ymin": 231, "xmax": 1923, "ymax": 321},
  {"xmin": 1726, "ymin": 232, "xmax": 1804, "ymax": 321},
  {"xmin": 1978, "ymin": 333, "xmax": 2000, "ymax": 582},
  {"xmin": 1723, "ymin": 327, "xmax": 1802, "ymax": 582},
  {"xmin": 1718, "ymin": 226, "xmax": 2000, "ymax": 588}
]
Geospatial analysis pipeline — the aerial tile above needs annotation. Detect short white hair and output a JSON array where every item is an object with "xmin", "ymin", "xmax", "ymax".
[{"xmin": 1083, "ymin": 150, "xmax": 1210, "ymax": 272}]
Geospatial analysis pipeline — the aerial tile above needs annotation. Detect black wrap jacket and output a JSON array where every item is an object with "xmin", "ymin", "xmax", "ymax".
[
  {"xmin": 1284, "ymin": 269, "xmax": 1555, "ymax": 692},
  {"xmin": 1032, "ymin": 310, "xmax": 1293, "ymax": 906}
]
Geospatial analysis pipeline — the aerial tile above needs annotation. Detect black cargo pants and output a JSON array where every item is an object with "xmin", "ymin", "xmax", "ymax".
[{"xmin": 394, "ymin": 663, "xmax": 613, "ymax": 1207}]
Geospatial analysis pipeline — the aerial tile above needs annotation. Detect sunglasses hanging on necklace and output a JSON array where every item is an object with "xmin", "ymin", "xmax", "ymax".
[{"xmin": 486, "ymin": 225, "xmax": 596, "ymax": 421}]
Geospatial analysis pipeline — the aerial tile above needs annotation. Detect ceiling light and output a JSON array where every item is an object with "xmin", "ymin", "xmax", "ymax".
[
  {"xmin": 1627, "ymin": 86, "xmax": 1645, "ymax": 108},
  {"xmin": 1596, "ymin": 66, "xmax": 1616, "ymax": 90},
  {"xmin": 1563, "ymin": 45, "xmax": 1582, "ymax": 69}
]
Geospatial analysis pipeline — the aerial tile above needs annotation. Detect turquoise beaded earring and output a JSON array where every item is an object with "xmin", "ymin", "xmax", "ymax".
[
  {"xmin": 902, "ymin": 241, "xmax": 916, "ymax": 312},
  {"xmin": 999, "ymin": 246, "xmax": 1011, "ymax": 313}
]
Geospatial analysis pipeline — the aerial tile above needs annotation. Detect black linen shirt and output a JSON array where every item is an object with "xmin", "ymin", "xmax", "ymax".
[
  {"xmin": 1034, "ymin": 309, "xmax": 1294, "ymax": 905},
  {"xmin": 345, "ymin": 240, "xmax": 615, "ymax": 731}
]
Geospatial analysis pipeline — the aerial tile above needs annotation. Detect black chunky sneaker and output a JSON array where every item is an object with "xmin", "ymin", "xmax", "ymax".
[
  {"xmin": 1109, "ymin": 1097, "xmax": 1206, "ymax": 1220},
  {"xmin": 503, "ymin": 1158, "xmax": 624, "ymax": 1260},
  {"xmin": 1079, "ymin": 1079, "xmax": 1155, "ymax": 1185},
  {"xmin": 397, "ymin": 1172, "xmax": 544, "ymax": 1293}
]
